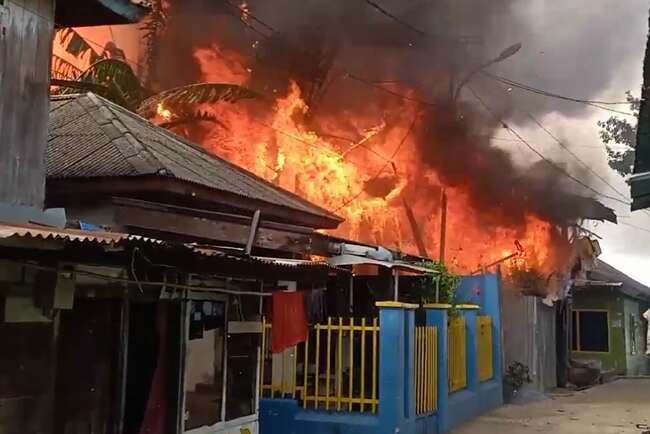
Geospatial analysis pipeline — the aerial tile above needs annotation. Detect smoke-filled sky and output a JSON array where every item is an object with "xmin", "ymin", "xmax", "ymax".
[{"xmin": 87, "ymin": 0, "xmax": 650, "ymax": 284}]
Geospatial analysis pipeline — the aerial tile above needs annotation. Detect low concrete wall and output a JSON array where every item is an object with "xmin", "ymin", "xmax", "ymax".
[{"xmin": 260, "ymin": 274, "xmax": 504, "ymax": 434}]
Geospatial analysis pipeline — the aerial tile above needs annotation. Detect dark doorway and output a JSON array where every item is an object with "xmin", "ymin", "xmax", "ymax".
[
  {"xmin": 54, "ymin": 298, "xmax": 122, "ymax": 434},
  {"xmin": 124, "ymin": 302, "xmax": 181, "ymax": 434},
  {"xmin": 572, "ymin": 310, "xmax": 610, "ymax": 352}
]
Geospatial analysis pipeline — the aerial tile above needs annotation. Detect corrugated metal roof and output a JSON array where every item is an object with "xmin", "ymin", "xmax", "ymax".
[
  {"xmin": 47, "ymin": 93, "xmax": 341, "ymax": 225},
  {"xmin": 189, "ymin": 246, "xmax": 345, "ymax": 271},
  {"xmin": 0, "ymin": 222, "xmax": 161, "ymax": 245},
  {"xmin": 582, "ymin": 259, "xmax": 650, "ymax": 301},
  {"xmin": 327, "ymin": 254, "xmax": 436, "ymax": 274}
]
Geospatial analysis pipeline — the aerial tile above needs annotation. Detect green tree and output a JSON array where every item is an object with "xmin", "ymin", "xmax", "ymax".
[{"xmin": 597, "ymin": 91, "xmax": 640, "ymax": 177}]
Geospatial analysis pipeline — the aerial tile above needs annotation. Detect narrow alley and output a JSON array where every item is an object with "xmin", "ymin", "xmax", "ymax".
[{"xmin": 453, "ymin": 379, "xmax": 650, "ymax": 434}]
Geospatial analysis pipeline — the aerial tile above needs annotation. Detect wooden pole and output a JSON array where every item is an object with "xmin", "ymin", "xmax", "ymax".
[
  {"xmin": 402, "ymin": 197, "xmax": 429, "ymax": 258},
  {"xmin": 439, "ymin": 189, "xmax": 447, "ymax": 263}
]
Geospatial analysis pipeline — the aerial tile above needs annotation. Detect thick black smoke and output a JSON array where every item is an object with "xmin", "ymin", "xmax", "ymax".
[{"xmin": 152, "ymin": 0, "xmax": 630, "ymax": 224}]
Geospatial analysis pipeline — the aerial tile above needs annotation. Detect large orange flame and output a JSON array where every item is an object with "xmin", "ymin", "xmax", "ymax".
[
  {"xmin": 193, "ymin": 46, "xmax": 567, "ymax": 275},
  {"xmin": 51, "ymin": 28, "xmax": 569, "ymax": 276}
]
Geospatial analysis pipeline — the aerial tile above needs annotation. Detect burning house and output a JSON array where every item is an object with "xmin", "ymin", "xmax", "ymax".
[{"xmin": 129, "ymin": 0, "xmax": 618, "ymax": 280}]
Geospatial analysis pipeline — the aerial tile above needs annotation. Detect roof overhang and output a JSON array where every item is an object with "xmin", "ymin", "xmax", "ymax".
[
  {"xmin": 46, "ymin": 175, "xmax": 342, "ymax": 230},
  {"xmin": 630, "ymin": 171, "xmax": 650, "ymax": 210},
  {"xmin": 327, "ymin": 254, "xmax": 436, "ymax": 275},
  {"xmin": 55, "ymin": 0, "xmax": 150, "ymax": 27}
]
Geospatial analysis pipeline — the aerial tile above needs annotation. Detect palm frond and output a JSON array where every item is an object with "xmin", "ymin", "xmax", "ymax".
[
  {"xmin": 50, "ymin": 79, "xmax": 132, "ymax": 109},
  {"xmin": 137, "ymin": 83, "xmax": 260, "ymax": 118},
  {"xmin": 158, "ymin": 107, "xmax": 229, "ymax": 130},
  {"xmin": 55, "ymin": 28, "xmax": 101, "ymax": 64},
  {"xmin": 51, "ymin": 55, "xmax": 82, "ymax": 80},
  {"xmin": 75, "ymin": 58, "xmax": 144, "ymax": 109}
]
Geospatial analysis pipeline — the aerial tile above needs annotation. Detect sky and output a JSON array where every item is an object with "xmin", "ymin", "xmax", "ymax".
[
  {"xmin": 74, "ymin": 2, "xmax": 650, "ymax": 285},
  {"xmin": 494, "ymin": 0, "xmax": 650, "ymax": 285}
]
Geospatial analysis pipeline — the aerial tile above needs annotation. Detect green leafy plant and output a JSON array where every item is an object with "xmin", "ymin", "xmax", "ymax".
[
  {"xmin": 504, "ymin": 361, "xmax": 531, "ymax": 390},
  {"xmin": 508, "ymin": 265, "xmax": 546, "ymax": 296},
  {"xmin": 415, "ymin": 261, "xmax": 460, "ymax": 306}
]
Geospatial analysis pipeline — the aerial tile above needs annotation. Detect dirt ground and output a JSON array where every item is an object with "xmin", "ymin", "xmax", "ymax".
[{"xmin": 452, "ymin": 379, "xmax": 650, "ymax": 434}]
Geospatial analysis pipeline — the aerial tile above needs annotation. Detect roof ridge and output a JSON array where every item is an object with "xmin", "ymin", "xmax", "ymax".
[{"xmin": 83, "ymin": 93, "xmax": 166, "ymax": 175}]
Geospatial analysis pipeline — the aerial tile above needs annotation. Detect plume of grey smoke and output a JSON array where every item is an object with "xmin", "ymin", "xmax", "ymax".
[{"xmin": 153, "ymin": 0, "xmax": 630, "ymax": 225}]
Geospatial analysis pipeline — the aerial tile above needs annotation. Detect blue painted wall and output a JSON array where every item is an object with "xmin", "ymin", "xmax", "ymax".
[{"xmin": 260, "ymin": 274, "xmax": 504, "ymax": 434}]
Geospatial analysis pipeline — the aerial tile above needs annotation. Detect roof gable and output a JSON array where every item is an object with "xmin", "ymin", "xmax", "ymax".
[
  {"xmin": 587, "ymin": 260, "xmax": 650, "ymax": 301},
  {"xmin": 47, "ymin": 93, "xmax": 342, "ymax": 228}
]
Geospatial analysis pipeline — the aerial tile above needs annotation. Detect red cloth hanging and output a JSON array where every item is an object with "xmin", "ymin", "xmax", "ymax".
[
  {"xmin": 140, "ymin": 304, "xmax": 168, "ymax": 434},
  {"xmin": 271, "ymin": 291, "xmax": 308, "ymax": 353}
]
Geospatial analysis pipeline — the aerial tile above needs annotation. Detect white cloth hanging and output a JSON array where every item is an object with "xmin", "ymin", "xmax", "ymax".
[{"xmin": 643, "ymin": 309, "xmax": 650, "ymax": 356}]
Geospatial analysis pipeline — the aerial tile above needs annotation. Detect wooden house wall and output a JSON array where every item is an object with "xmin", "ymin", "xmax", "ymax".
[{"xmin": 0, "ymin": 0, "xmax": 54, "ymax": 207}]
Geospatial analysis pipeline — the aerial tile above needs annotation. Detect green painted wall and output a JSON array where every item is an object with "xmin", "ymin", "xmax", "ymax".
[
  {"xmin": 572, "ymin": 289, "xmax": 626, "ymax": 373},
  {"xmin": 573, "ymin": 288, "xmax": 650, "ymax": 375}
]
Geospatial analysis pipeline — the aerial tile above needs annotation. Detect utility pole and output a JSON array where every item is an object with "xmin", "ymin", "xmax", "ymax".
[{"xmin": 439, "ymin": 188, "xmax": 447, "ymax": 263}]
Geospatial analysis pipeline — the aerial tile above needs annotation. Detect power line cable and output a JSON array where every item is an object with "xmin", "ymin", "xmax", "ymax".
[
  {"xmin": 361, "ymin": 0, "xmax": 428, "ymax": 37},
  {"xmin": 482, "ymin": 72, "xmax": 632, "ymax": 106},
  {"xmin": 220, "ymin": 0, "xmax": 633, "ymax": 211},
  {"xmin": 525, "ymin": 112, "xmax": 631, "ymax": 203},
  {"xmin": 357, "ymin": 0, "xmax": 637, "ymax": 117},
  {"xmin": 481, "ymin": 72, "xmax": 636, "ymax": 116},
  {"xmin": 332, "ymin": 114, "xmax": 419, "ymax": 212},
  {"xmin": 467, "ymin": 85, "xmax": 630, "ymax": 207}
]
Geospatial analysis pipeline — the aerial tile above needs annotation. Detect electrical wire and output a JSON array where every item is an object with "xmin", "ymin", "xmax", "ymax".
[
  {"xmin": 481, "ymin": 72, "xmax": 636, "ymax": 116},
  {"xmin": 332, "ymin": 113, "xmax": 419, "ymax": 212},
  {"xmin": 361, "ymin": 0, "xmax": 428, "ymax": 37},
  {"xmin": 467, "ymin": 85, "xmax": 630, "ymax": 207},
  {"xmin": 357, "ymin": 0, "xmax": 638, "ymax": 117},
  {"xmin": 525, "ymin": 112, "xmax": 632, "ymax": 203},
  {"xmin": 221, "ymin": 0, "xmax": 635, "ymax": 212},
  {"xmin": 12, "ymin": 260, "xmax": 272, "ymax": 297}
]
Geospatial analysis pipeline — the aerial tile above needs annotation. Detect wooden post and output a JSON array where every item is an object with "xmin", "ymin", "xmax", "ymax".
[
  {"xmin": 439, "ymin": 189, "xmax": 447, "ymax": 263},
  {"xmin": 402, "ymin": 197, "xmax": 429, "ymax": 258},
  {"xmin": 245, "ymin": 210, "xmax": 261, "ymax": 255}
]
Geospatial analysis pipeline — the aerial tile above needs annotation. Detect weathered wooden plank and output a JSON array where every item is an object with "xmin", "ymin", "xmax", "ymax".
[
  {"xmin": 0, "ymin": 0, "xmax": 53, "ymax": 207},
  {"xmin": 113, "ymin": 204, "xmax": 323, "ymax": 254}
]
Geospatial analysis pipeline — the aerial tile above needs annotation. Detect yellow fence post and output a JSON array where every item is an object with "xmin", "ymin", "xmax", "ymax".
[
  {"xmin": 261, "ymin": 316, "xmax": 380, "ymax": 414},
  {"xmin": 478, "ymin": 316, "xmax": 493, "ymax": 382},
  {"xmin": 414, "ymin": 325, "xmax": 439, "ymax": 415},
  {"xmin": 448, "ymin": 316, "xmax": 467, "ymax": 393}
]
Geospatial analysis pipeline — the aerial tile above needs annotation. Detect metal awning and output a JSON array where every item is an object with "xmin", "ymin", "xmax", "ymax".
[{"xmin": 327, "ymin": 254, "xmax": 436, "ymax": 274}]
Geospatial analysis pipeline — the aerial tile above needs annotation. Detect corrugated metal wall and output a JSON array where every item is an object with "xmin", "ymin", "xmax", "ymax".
[
  {"xmin": 0, "ymin": 0, "xmax": 54, "ymax": 207},
  {"xmin": 501, "ymin": 286, "xmax": 558, "ymax": 391}
]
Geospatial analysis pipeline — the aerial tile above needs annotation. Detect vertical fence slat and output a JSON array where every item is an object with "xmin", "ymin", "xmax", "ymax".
[
  {"xmin": 478, "ymin": 316, "xmax": 494, "ymax": 382},
  {"xmin": 448, "ymin": 316, "xmax": 467, "ymax": 393},
  {"xmin": 427, "ymin": 327, "xmax": 436, "ymax": 411},
  {"xmin": 337, "ymin": 317, "xmax": 343, "ymax": 411},
  {"xmin": 326, "ymin": 317, "xmax": 332, "ymax": 410},
  {"xmin": 349, "ymin": 317, "xmax": 354, "ymax": 412},
  {"xmin": 303, "ymin": 331, "xmax": 309, "ymax": 407},
  {"xmin": 260, "ymin": 316, "xmax": 380, "ymax": 414},
  {"xmin": 315, "ymin": 324, "xmax": 321, "ymax": 408},
  {"xmin": 261, "ymin": 317, "xmax": 266, "ymax": 397},
  {"xmin": 416, "ymin": 328, "xmax": 420, "ymax": 414},
  {"xmin": 360, "ymin": 317, "xmax": 366, "ymax": 413},
  {"xmin": 372, "ymin": 317, "xmax": 378, "ymax": 414}
]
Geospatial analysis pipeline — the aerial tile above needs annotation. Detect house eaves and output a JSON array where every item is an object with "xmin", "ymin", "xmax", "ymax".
[{"xmin": 55, "ymin": 0, "xmax": 150, "ymax": 27}]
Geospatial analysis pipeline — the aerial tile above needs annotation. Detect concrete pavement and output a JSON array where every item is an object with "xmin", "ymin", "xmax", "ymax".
[{"xmin": 452, "ymin": 379, "xmax": 650, "ymax": 434}]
